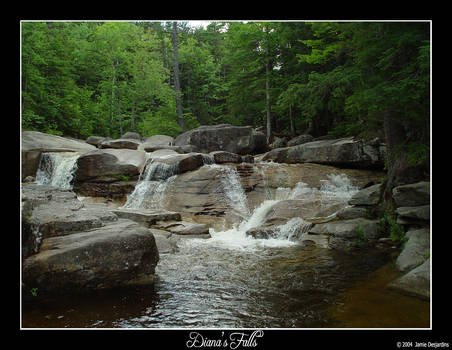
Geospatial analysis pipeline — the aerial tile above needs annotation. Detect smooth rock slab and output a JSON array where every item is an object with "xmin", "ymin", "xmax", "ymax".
[{"xmin": 22, "ymin": 219, "xmax": 159, "ymax": 297}]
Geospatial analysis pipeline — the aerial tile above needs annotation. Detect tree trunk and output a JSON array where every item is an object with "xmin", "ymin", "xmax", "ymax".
[
  {"xmin": 265, "ymin": 43, "xmax": 272, "ymax": 145},
  {"xmin": 109, "ymin": 63, "xmax": 116, "ymax": 138},
  {"xmin": 382, "ymin": 109, "xmax": 424, "ymax": 206},
  {"xmin": 289, "ymin": 105, "xmax": 295, "ymax": 137},
  {"xmin": 172, "ymin": 22, "xmax": 185, "ymax": 132},
  {"xmin": 117, "ymin": 81, "xmax": 122, "ymax": 136}
]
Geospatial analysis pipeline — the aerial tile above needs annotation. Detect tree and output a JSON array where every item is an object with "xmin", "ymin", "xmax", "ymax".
[{"xmin": 172, "ymin": 22, "xmax": 186, "ymax": 132}]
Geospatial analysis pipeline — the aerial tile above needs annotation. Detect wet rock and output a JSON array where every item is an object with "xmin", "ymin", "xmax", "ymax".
[
  {"xmin": 395, "ymin": 228, "xmax": 430, "ymax": 272},
  {"xmin": 22, "ymin": 219, "xmax": 159, "ymax": 297},
  {"xmin": 164, "ymin": 165, "xmax": 229, "ymax": 217},
  {"xmin": 392, "ymin": 182, "xmax": 430, "ymax": 207},
  {"xmin": 387, "ymin": 259, "xmax": 430, "ymax": 300},
  {"xmin": 300, "ymin": 233, "xmax": 330, "ymax": 248},
  {"xmin": 174, "ymin": 124, "xmax": 268, "ymax": 155}
]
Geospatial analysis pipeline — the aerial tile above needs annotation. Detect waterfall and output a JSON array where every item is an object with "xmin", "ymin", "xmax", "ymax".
[
  {"xmin": 35, "ymin": 152, "xmax": 80, "ymax": 190},
  {"xmin": 219, "ymin": 165, "xmax": 251, "ymax": 219},
  {"xmin": 121, "ymin": 160, "xmax": 178, "ymax": 209},
  {"xmin": 203, "ymin": 168, "xmax": 359, "ymax": 248}
]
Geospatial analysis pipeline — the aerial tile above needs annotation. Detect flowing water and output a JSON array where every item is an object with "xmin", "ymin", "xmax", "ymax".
[
  {"xmin": 23, "ymin": 157, "xmax": 430, "ymax": 328},
  {"xmin": 121, "ymin": 160, "xmax": 178, "ymax": 209},
  {"xmin": 35, "ymin": 152, "xmax": 80, "ymax": 189}
]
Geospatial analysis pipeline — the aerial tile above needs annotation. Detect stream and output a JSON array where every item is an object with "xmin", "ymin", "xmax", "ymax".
[{"xmin": 21, "ymin": 152, "xmax": 430, "ymax": 328}]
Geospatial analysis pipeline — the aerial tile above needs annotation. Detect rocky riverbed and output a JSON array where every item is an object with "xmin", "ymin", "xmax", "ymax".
[{"xmin": 21, "ymin": 127, "xmax": 431, "ymax": 328}]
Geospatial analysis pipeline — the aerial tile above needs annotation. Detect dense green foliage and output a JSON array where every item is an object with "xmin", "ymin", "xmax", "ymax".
[{"xmin": 21, "ymin": 21, "xmax": 430, "ymax": 158}]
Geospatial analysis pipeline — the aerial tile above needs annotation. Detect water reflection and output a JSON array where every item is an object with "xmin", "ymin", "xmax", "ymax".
[{"xmin": 23, "ymin": 244, "xmax": 396, "ymax": 328}]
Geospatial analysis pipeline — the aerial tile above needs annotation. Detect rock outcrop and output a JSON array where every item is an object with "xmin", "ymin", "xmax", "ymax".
[
  {"xmin": 262, "ymin": 136, "xmax": 385, "ymax": 169},
  {"xmin": 174, "ymin": 124, "xmax": 267, "ymax": 155}
]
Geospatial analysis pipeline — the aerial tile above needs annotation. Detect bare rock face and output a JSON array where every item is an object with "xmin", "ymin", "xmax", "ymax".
[{"xmin": 174, "ymin": 124, "xmax": 267, "ymax": 155}]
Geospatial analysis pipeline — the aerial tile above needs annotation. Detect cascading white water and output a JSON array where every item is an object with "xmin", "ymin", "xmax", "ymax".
[
  {"xmin": 195, "ymin": 167, "xmax": 359, "ymax": 249},
  {"xmin": 121, "ymin": 160, "xmax": 178, "ymax": 209},
  {"xmin": 35, "ymin": 152, "xmax": 80, "ymax": 190},
  {"xmin": 219, "ymin": 165, "xmax": 251, "ymax": 219}
]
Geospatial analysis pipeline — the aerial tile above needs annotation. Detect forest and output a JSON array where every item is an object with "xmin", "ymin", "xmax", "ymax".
[{"xmin": 21, "ymin": 21, "xmax": 430, "ymax": 167}]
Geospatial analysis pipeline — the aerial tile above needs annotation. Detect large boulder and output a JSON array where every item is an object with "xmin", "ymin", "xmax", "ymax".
[
  {"xmin": 100, "ymin": 138, "xmax": 141, "ymax": 150},
  {"xmin": 22, "ymin": 219, "xmax": 159, "ymax": 298},
  {"xmin": 143, "ymin": 135, "xmax": 174, "ymax": 146},
  {"xmin": 287, "ymin": 134, "xmax": 314, "ymax": 147},
  {"xmin": 144, "ymin": 152, "xmax": 205, "ymax": 175},
  {"xmin": 73, "ymin": 149, "xmax": 147, "ymax": 199},
  {"xmin": 395, "ymin": 228, "xmax": 430, "ymax": 272},
  {"xmin": 75, "ymin": 149, "xmax": 147, "ymax": 182},
  {"xmin": 174, "ymin": 124, "xmax": 267, "ymax": 155},
  {"xmin": 392, "ymin": 182, "xmax": 430, "ymax": 207},
  {"xmin": 121, "ymin": 131, "xmax": 142, "ymax": 140},
  {"xmin": 261, "ymin": 137, "xmax": 385, "ymax": 169},
  {"xmin": 22, "ymin": 131, "xmax": 96, "ymax": 180},
  {"xmin": 309, "ymin": 218, "xmax": 381, "ymax": 250}
]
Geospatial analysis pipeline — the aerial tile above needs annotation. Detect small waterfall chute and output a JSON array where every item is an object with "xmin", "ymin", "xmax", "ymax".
[
  {"xmin": 121, "ymin": 160, "xmax": 178, "ymax": 209},
  {"xmin": 219, "ymin": 165, "xmax": 251, "ymax": 219},
  {"xmin": 35, "ymin": 152, "xmax": 80, "ymax": 190}
]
